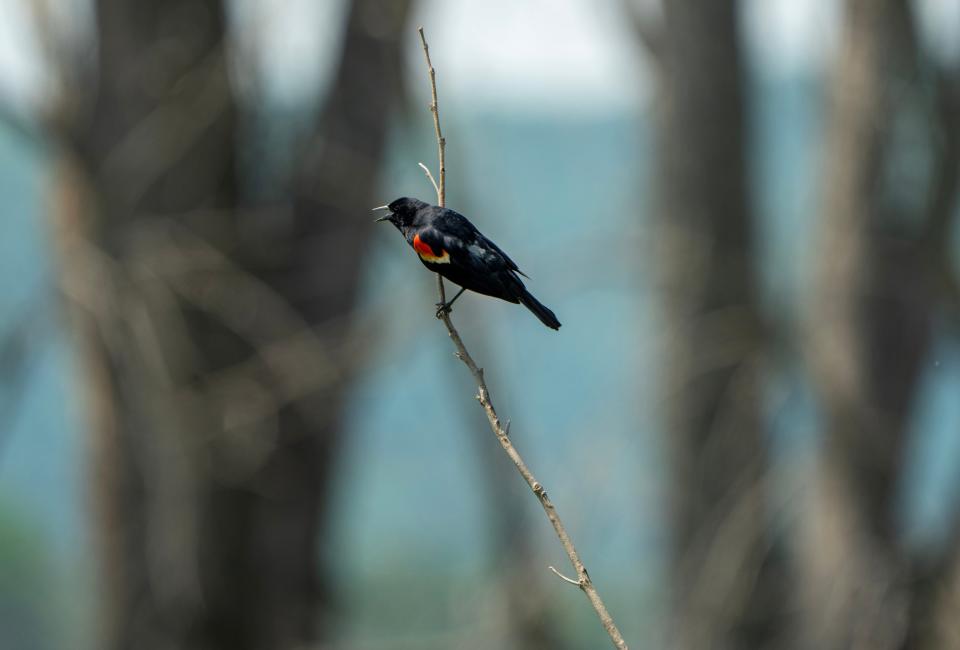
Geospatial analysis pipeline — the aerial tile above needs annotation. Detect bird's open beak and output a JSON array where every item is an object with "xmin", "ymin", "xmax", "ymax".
[{"xmin": 372, "ymin": 205, "xmax": 391, "ymax": 222}]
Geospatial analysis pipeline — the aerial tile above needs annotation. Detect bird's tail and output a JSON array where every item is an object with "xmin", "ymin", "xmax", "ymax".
[{"xmin": 518, "ymin": 289, "xmax": 561, "ymax": 330}]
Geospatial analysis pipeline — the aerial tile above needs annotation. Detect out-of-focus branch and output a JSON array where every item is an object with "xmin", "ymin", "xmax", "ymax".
[
  {"xmin": 924, "ymin": 66, "xmax": 960, "ymax": 323},
  {"xmin": 415, "ymin": 28, "xmax": 628, "ymax": 650},
  {"xmin": 622, "ymin": 0, "xmax": 664, "ymax": 61},
  {"xmin": 0, "ymin": 304, "xmax": 50, "ymax": 457}
]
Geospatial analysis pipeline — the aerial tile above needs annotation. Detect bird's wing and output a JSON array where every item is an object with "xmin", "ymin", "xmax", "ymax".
[
  {"xmin": 416, "ymin": 226, "xmax": 505, "ymax": 279},
  {"xmin": 476, "ymin": 232, "xmax": 528, "ymax": 278},
  {"xmin": 437, "ymin": 211, "xmax": 528, "ymax": 278}
]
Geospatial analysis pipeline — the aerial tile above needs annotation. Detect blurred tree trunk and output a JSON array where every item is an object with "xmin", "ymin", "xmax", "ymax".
[
  {"xmin": 649, "ymin": 2, "xmax": 786, "ymax": 648},
  {"xmin": 802, "ymin": 1, "xmax": 960, "ymax": 649},
  {"xmin": 55, "ymin": 1, "xmax": 410, "ymax": 649}
]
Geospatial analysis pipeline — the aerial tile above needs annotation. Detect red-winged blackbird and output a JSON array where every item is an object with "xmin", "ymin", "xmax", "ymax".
[{"xmin": 375, "ymin": 197, "xmax": 561, "ymax": 330}]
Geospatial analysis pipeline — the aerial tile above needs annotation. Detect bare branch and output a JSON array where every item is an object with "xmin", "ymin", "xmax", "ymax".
[
  {"xmin": 416, "ymin": 27, "xmax": 629, "ymax": 650},
  {"xmin": 417, "ymin": 27, "xmax": 446, "ymax": 207}
]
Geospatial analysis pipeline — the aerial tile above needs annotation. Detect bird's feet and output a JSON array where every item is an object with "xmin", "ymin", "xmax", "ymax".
[{"xmin": 435, "ymin": 301, "xmax": 453, "ymax": 319}]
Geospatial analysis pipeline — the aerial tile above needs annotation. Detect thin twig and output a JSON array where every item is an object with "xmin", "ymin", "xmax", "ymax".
[
  {"xmin": 417, "ymin": 28, "xmax": 446, "ymax": 207},
  {"xmin": 548, "ymin": 565, "xmax": 582, "ymax": 586},
  {"xmin": 416, "ymin": 27, "xmax": 629, "ymax": 650},
  {"xmin": 417, "ymin": 162, "xmax": 440, "ymax": 198}
]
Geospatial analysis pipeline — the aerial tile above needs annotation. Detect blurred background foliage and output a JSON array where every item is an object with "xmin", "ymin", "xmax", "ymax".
[{"xmin": 0, "ymin": 0, "xmax": 959, "ymax": 648}]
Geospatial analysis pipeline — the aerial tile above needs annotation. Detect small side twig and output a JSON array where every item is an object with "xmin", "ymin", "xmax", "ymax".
[
  {"xmin": 417, "ymin": 162, "xmax": 440, "ymax": 198},
  {"xmin": 416, "ymin": 27, "xmax": 628, "ymax": 650},
  {"xmin": 549, "ymin": 565, "xmax": 582, "ymax": 587}
]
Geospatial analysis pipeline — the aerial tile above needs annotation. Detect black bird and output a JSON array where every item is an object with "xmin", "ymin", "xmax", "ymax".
[{"xmin": 375, "ymin": 197, "xmax": 561, "ymax": 330}]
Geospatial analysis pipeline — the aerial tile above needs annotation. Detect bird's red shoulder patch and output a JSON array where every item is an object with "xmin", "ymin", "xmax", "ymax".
[{"xmin": 413, "ymin": 234, "xmax": 450, "ymax": 263}]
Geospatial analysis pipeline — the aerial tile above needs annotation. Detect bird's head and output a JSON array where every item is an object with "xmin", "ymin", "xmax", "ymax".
[{"xmin": 373, "ymin": 197, "xmax": 428, "ymax": 229}]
